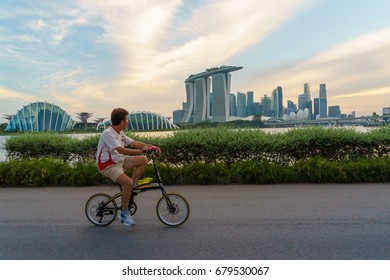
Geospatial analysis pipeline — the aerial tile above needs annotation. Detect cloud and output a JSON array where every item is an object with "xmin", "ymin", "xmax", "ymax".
[
  {"xmin": 49, "ymin": 17, "xmax": 88, "ymax": 45},
  {"xmin": 123, "ymin": 0, "xmax": 311, "ymax": 81},
  {"xmin": 30, "ymin": 19, "xmax": 46, "ymax": 30},
  {"xmin": 50, "ymin": 81, "xmax": 116, "ymax": 118},
  {"xmin": 0, "ymin": 87, "xmax": 36, "ymax": 102},
  {"xmin": 334, "ymin": 87, "xmax": 390, "ymax": 99},
  {"xmin": 72, "ymin": 0, "xmax": 313, "ymax": 117}
]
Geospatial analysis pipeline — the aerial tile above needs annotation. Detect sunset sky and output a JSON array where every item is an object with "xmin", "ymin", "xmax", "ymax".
[{"xmin": 1, "ymin": 0, "xmax": 389, "ymax": 122}]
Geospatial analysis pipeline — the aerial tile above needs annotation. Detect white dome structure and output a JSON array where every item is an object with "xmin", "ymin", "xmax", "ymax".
[
  {"xmin": 296, "ymin": 109, "xmax": 305, "ymax": 120},
  {"xmin": 289, "ymin": 112, "xmax": 297, "ymax": 120},
  {"xmin": 281, "ymin": 110, "xmax": 311, "ymax": 121},
  {"xmin": 6, "ymin": 101, "xmax": 76, "ymax": 132},
  {"xmin": 303, "ymin": 108, "xmax": 309, "ymax": 119},
  {"xmin": 97, "ymin": 111, "xmax": 179, "ymax": 131}
]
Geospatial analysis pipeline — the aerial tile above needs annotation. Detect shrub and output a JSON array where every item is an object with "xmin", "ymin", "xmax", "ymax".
[
  {"xmin": 0, "ymin": 158, "xmax": 105, "ymax": 186},
  {"xmin": 4, "ymin": 126, "xmax": 390, "ymax": 164},
  {"xmin": 1, "ymin": 157, "xmax": 390, "ymax": 186},
  {"xmin": 2, "ymin": 126, "xmax": 390, "ymax": 186}
]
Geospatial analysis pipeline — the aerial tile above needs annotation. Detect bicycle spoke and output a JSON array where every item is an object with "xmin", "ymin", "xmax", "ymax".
[
  {"xmin": 85, "ymin": 193, "xmax": 118, "ymax": 226},
  {"xmin": 156, "ymin": 193, "xmax": 190, "ymax": 226}
]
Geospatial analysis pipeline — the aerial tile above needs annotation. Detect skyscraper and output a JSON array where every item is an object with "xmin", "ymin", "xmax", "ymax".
[
  {"xmin": 328, "ymin": 105, "xmax": 341, "ymax": 118},
  {"xmin": 298, "ymin": 93, "xmax": 307, "ymax": 110},
  {"xmin": 211, "ymin": 72, "xmax": 231, "ymax": 122},
  {"xmin": 182, "ymin": 66, "xmax": 242, "ymax": 124},
  {"xmin": 261, "ymin": 95, "xmax": 272, "ymax": 117},
  {"xmin": 271, "ymin": 86, "xmax": 283, "ymax": 118},
  {"xmin": 304, "ymin": 82, "xmax": 311, "ymax": 102},
  {"xmin": 236, "ymin": 91, "xmax": 247, "ymax": 117},
  {"xmin": 247, "ymin": 91, "xmax": 254, "ymax": 116},
  {"xmin": 313, "ymin": 98, "xmax": 319, "ymax": 119},
  {"xmin": 182, "ymin": 82, "xmax": 194, "ymax": 123},
  {"xmin": 319, "ymin": 84, "xmax": 327, "ymax": 118},
  {"xmin": 287, "ymin": 100, "xmax": 296, "ymax": 115},
  {"xmin": 230, "ymin": 93, "xmax": 237, "ymax": 117},
  {"xmin": 298, "ymin": 83, "xmax": 312, "ymax": 110},
  {"xmin": 193, "ymin": 77, "xmax": 211, "ymax": 123}
]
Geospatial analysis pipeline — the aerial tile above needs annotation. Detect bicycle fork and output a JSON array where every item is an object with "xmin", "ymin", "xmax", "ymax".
[{"xmin": 161, "ymin": 190, "xmax": 177, "ymax": 213}]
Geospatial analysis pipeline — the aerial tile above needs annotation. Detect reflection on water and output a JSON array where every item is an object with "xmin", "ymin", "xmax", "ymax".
[
  {"xmin": 0, "ymin": 126, "xmax": 377, "ymax": 162},
  {"xmin": 0, "ymin": 135, "xmax": 9, "ymax": 162}
]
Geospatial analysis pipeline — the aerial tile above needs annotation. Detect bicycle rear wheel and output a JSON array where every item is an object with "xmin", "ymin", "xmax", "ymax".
[
  {"xmin": 85, "ymin": 193, "xmax": 118, "ymax": 226},
  {"xmin": 156, "ymin": 193, "xmax": 190, "ymax": 226}
]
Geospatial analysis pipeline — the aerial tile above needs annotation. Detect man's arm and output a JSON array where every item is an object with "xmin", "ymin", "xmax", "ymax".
[
  {"xmin": 131, "ymin": 141, "xmax": 161, "ymax": 153},
  {"xmin": 115, "ymin": 141, "xmax": 160, "ymax": 155},
  {"xmin": 115, "ymin": 146, "xmax": 144, "ymax": 155}
]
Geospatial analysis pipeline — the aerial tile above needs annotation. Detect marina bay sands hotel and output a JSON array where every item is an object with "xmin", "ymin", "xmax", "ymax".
[{"xmin": 180, "ymin": 65, "xmax": 243, "ymax": 124}]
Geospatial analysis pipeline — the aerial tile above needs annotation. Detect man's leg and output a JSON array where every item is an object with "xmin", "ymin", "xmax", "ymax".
[
  {"xmin": 124, "ymin": 156, "xmax": 149, "ymax": 185},
  {"xmin": 116, "ymin": 174, "xmax": 135, "ymax": 226},
  {"xmin": 116, "ymin": 173, "xmax": 133, "ymax": 210}
]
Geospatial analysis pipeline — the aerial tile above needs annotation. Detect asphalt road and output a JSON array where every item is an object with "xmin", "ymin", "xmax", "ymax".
[{"xmin": 0, "ymin": 183, "xmax": 389, "ymax": 260}]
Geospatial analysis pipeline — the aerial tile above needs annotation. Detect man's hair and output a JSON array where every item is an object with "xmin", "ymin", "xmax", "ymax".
[{"xmin": 111, "ymin": 108, "xmax": 129, "ymax": 125}]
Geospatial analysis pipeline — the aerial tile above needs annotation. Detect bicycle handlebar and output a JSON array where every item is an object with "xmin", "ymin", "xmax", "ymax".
[{"xmin": 145, "ymin": 146, "xmax": 160, "ymax": 158}]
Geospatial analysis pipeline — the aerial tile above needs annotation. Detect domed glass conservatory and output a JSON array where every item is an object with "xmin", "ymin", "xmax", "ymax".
[
  {"xmin": 97, "ymin": 111, "xmax": 179, "ymax": 131},
  {"xmin": 6, "ymin": 101, "xmax": 76, "ymax": 132}
]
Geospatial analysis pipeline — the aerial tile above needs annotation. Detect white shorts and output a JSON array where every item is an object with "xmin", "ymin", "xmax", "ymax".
[{"xmin": 100, "ymin": 156, "xmax": 134, "ymax": 182}]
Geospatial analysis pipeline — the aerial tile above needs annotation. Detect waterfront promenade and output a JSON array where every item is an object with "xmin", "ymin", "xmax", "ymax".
[{"xmin": 0, "ymin": 183, "xmax": 389, "ymax": 260}]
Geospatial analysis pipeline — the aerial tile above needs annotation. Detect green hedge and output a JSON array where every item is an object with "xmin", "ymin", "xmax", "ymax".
[
  {"xmin": 4, "ymin": 126, "xmax": 390, "ymax": 164},
  {"xmin": 4, "ymin": 133, "xmax": 99, "ymax": 162},
  {"xmin": 1, "ymin": 157, "xmax": 390, "ymax": 186},
  {"xmin": 0, "ymin": 158, "xmax": 105, "ymax": 186},
  {"xmin": 156, "ymin": 126, "xmax": 390, "ymax": 164},
  {"xmin": 1, "ymin": 126, "xmax": 390, "ymax": 186}
]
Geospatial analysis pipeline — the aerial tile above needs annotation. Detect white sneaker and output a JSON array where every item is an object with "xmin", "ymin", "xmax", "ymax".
[{"xmin": 120, "ymin": 210, "xmax": 135, "ymax": 226}]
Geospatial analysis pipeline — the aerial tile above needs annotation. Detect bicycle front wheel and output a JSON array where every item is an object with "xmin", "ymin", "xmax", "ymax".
[
  {"xmin": 156, "ymin": 193, "xmax": 190, "ymax": 226},
  {"xmin": 85, "ymin": 193, "xmax": 118, "ymax": 226}
]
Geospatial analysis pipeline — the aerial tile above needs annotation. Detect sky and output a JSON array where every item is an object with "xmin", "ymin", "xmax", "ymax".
[{"xmin": 0, "ymin": 0, "xmax": 390, "ymax": 122}]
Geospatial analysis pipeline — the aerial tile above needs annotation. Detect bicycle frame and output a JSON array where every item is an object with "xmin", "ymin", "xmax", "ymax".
[{"xmin": 97, "ymin": 151, "xmax": 170, "ymax": 212}]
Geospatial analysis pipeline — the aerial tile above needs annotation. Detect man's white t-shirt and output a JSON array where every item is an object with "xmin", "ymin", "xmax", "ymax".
[{"xmin": 96, "ymin": 126, "xmax": 134, "ymax": 171}]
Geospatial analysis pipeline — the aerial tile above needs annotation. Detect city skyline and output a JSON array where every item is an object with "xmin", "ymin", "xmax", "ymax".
[{"xmin": 1, "ymin": 0, "xmax": 390, "ymax": 122}]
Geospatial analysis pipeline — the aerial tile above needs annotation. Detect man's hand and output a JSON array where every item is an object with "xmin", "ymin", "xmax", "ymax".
[{"xmin": 142, "ymin": 145, "xmax": 161, "ymax": 154}]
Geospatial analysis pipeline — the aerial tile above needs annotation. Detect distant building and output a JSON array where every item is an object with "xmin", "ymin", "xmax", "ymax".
[
  {"xmin": 6, "ymin": 101, "xmax": 76, "ymax": 132},
  {"xmin": 236, "ymin": 91, "xmax": 247, "ymax": 117},
  {"xmin": 229, "ymin": 93, "xmax": 237, "ymax": 117},
  {"xmin": 182, "ymin": 65, "xmax": 243, "ymax": 124},
  {"xmin": 286, "ymin": 100, "xmax": 297, "ymax": 115},
  {"xmin": 298, "ymin": 93, "xmax": 307, "ymax": 110},
  {"xmin": 383, "ymin": 107, "xmax": 390, "ymax": 121},
  {"xmin": 297, "ymin": 83, "xmax": 312, "ymax": 118},
  {"xmin": 173, "ymin": 109, "xmax": 184, "ymax": 124},
  {"xmin": 271, "ymin": 86, "xmax": 283, "ymax": 118},
  {"xmin": 252, "ymin": 102, "xmax": 262, "ymax": 115},
  {"xmin": 328, "ymin": 105, "xmax": 341, "ymax": 118},
  {"xmin": 98, "ymin": 111, "xmax": 179, "ymax": 130},
  {"xmin": 247, "ymin": 91, "xmax": 254, "ymax": 116},
  {"xmin": 306, "ymin": 100, "xmax": 313, "ymax": 120},
  {"xmin": 211, "ymin": 72, "xmax": 231, "ymax": 122},
  {"xmin": 319, "ymin": 84, "xmax": 327, "ymax": 118},
  {"xmin": 304, "ymin": 82, "xmax": 311, "ymax": 101},
  {"xmin": 313, "ymin": 98, "xmax": 319, "ymax": 119},
  {"xmin": 261, "ymin": 94, "xmax": 272, "ymax": 117}
]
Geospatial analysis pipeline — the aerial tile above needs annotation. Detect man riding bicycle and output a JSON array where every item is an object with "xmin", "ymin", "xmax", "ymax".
[{"xmin": 96, "ymin": 108, "xmax": 161, "ymax": 226}]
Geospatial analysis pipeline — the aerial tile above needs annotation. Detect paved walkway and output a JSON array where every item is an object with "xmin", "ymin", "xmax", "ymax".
[{"xmin": 0, "ymin": 183, "xmax": 389, "ymax": 259}]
